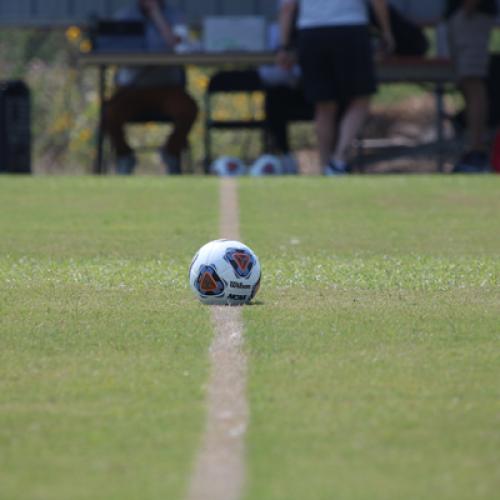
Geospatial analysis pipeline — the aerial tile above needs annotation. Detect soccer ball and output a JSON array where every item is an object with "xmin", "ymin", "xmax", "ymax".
[
  {"xmin": 189, "ymin": 239, "xmax": 261, "ymax": 305},
  {"xmin": 211, "ymin": 156, "xmax": 246, "ymax": 176},
  {"xmin": 249, "ymin": 154, "xmax": 283, "ymax": 176}
]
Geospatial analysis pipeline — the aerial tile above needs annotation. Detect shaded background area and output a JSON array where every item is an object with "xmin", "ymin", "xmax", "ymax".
[
  {"xmin": 0, "ymin": 0, "xmax": 446, "ymax": 26},
  {"xmin": 1, "ymin": 0, "xmax": 499, "ymax": 173}
]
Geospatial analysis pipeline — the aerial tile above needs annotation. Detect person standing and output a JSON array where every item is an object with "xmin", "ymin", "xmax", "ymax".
[
  {"xmin": 105, "ymin": 0, "xmax": 198, "ymax": 175},
  {"xmin": 277, "ymin": 0, "xmax": 394, "ymax": 175},
  {"xmin": 445, "ymin": 0, "xmax": 498, "ymax": 173}
]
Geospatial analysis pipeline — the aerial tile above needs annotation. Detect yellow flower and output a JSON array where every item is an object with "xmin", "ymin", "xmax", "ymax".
[
  {"xmin": 79, "ymin": 39, "xmax": 92, "ymax": 54},
  {"xmin": 79, "ymin": 128, "xmax": 92, "ymax": 142},
  {"xmin": 66, "ymin": 26, "xmax": 81, "ymax": 43},
  {"xmin": 195, "ymin": 75, "xmax": 209, "ymax": 90},
  {"xmin": 50, "ymin": 113, "xmax": 73, "ymax": 133}
]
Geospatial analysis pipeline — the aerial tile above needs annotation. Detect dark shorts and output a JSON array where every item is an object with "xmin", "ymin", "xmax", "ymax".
[{"xmin": 298, "ymin": 25, "xmax": 377, "ymax": 103}]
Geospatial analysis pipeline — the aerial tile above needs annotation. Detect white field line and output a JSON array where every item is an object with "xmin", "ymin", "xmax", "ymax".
[{"xmin": 187, "ymin": 178, "xmax": 247, "ymax": 500}]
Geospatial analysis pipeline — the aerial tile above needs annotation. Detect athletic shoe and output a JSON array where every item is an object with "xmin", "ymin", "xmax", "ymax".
[
  {"xmin": 159, "ymin": 149, "xmax": 182, "ymax": 175},
  {"xmin": 116, "ymin": 153, "xmax": 136, "ymax": 175},
  {"xmin": 323, "ymin": 160, "xmax": 349, "ymax": 176},
  {"xmin": 452, "ymin": 151, "xmax": 491, "ymax": 174}
]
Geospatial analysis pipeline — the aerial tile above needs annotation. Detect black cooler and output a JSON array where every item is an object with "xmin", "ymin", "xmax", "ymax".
[{"xmin": 0, "ymin": 80, "xmax": 31, "ymax": 174}]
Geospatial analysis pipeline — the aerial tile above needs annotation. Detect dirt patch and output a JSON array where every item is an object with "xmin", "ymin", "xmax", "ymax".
[{"xmin": 296, "ymin": 94, "xmax": 460, "ymax": 175}]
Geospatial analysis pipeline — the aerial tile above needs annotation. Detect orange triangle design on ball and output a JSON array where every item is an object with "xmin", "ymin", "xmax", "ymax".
[
  {"xmin": 233, "ymin": 252, "xmax": 250, "ymax": 271},
  {"xmin": 200, "ymin": 272, "xmax": 218, "ymax": 293}
]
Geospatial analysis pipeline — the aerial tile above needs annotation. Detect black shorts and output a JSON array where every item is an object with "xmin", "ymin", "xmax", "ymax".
[{"xmin": 298, "ymin": 25, "xmax": 377, "ymax": 103}]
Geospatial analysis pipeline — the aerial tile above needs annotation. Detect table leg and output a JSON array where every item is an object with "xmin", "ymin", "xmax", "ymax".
[
  {"xmin": 436, "ymin": 83, "xmax": 445, "ymax": 173},
  {"xmin": 203, "ymin": 92, "xmax": 212, "ymax": 174},
  {"xmin": 94, "ymin": 64, "xmax": 107, "ymax": 174},
  {"xmin": 356, "ymin": 131, "xmax": 365, "ymax": 174}
]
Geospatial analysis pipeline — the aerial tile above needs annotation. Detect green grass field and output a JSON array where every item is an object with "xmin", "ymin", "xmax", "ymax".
[{"xmin": 1, "ymin": 176, "xmax": 499, "ymax": 500}]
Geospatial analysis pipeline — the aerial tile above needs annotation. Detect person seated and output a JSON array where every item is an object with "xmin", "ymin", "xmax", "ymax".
[
  {"xmin": 104, "ymin": 0, "xmax": 198, "ymax": 175},
  {"xmin": 258, "ymin": 20, "xmax": 313, "ymax": 174},
  {"xmin": 205, "ymin": 16, "xmax": 312, "ymax": 175}
]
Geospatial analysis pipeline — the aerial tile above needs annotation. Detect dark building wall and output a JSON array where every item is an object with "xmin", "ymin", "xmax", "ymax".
[
  {"xmin": 3, "ymin": 0, "xmax": 499, "ymax": 26},
  {"xmin": 0, "ymin": 0, "xmax": 277, "ymax": 25}
]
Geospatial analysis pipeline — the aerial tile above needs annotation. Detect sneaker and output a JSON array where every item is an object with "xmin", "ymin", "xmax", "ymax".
[
  {"xmin": 159, "ymin": 149, "xmax": 182, "ymax": 175},
  {"xmin": 452, "ymin": 150, "xmax": 491, "ymax": 174},
  {"xmin": 116, "ymin": 153, "xmax": 136, "ymax": 175},
  {"xmin": 323, "ymin": 159, "xmax": 349, "ymax": 176}
]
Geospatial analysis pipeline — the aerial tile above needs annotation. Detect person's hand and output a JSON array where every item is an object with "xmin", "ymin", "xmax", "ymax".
[
  {"xmin": 276, "ymin": 48, "xmax": 295, "ymax": 70},
  {"xmin": 141, "ymin": 0, "xmax": 180, "ymax": 47},
  {"xmin": 380, "ymin": 30, "xmax": 396, "ymax": 56},
  {"xmin": 463, "ymin": 0, "xmax": 480, "ymax": 17},
  {"xmin": 141, "ymin": 0, "xmax": 162, "ymax": 18}
]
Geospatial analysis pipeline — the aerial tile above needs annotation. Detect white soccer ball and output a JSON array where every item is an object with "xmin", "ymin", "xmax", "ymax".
[
  {"xmin": 249, "ymin": 154, "xmax": 283, "ymax": 176},
  {"xmin": 189, "ymin": 239, "xmax": 261, "ymax": 305},
  {"xmin": 211, "ymin": 156, "xmax": 246, "ymax": 176}
]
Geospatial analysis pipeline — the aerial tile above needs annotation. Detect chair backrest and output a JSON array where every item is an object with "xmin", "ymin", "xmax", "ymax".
[{"xmin": 92, "ymin": 20, "xmax": 146, "ymax": 52}]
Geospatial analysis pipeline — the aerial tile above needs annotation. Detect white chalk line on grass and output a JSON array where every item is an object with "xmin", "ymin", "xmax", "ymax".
[{"xmin": 187, "ymin": 178, "xmax": 248, "ymax": 500}]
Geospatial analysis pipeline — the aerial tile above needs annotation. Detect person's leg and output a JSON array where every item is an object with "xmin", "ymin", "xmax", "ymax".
[
  {"xmin": 460, "ymin": 77, "xmax": 488, "ymax": 151},
  {"xmin": 448, "ymin": 9, "xmax": 494, "ymax": 171},
  {"xmin": 327, "ymin": 26, "xmax": 376, "ymax": 170},
  {"xmin": 298, "ymin": 27, "xmax": 339, "ymax": 171},
  {"xmin": 105, "ymin": 87, "xmax": 145, "ymax": 157},
  {"xmin": 265, "ymin": 86, "xmax": 292, "ymax": 154},
  {"xmin": 265, "ymin": 86, "xmax": 315, "ymax": 174},
  {"xmin": 332, "ymin": 96, "xmax": 371, "ymax": 164},
  {"xmin": 158, "ymin": 87, "xmax": 198, "ymax": 173},
  {"xmin": 315, "ymin": 101, "xmax": 337, "ymax": 167},
  {"xmin": 161, "ymin": 87, "xmax": 198, "ymax": 156}
]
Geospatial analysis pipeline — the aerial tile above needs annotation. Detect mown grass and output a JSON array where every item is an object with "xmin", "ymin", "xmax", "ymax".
[
  {"xmin": 240, "ymin": 176, "xmax": 500, "ymax": 500},
  {"xmin": 1, "ymin": 176, "xmax": 499, "ymax": 500},
  {"xmin": 0, "ymin": 177, "xmax": 218, "ymax": 500}
]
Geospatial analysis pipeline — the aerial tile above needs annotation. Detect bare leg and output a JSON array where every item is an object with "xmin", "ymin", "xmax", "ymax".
[
  {"xmin": 333, "ymin": 96, "xmax": 371, "ymax": 164},
  {"xmin": 461, "ymin": 77, "xmax": 488, "ymax": 151},
  {"xmin": 315, "ymin": 101, "xmax": 337, "ymax": 167}
]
